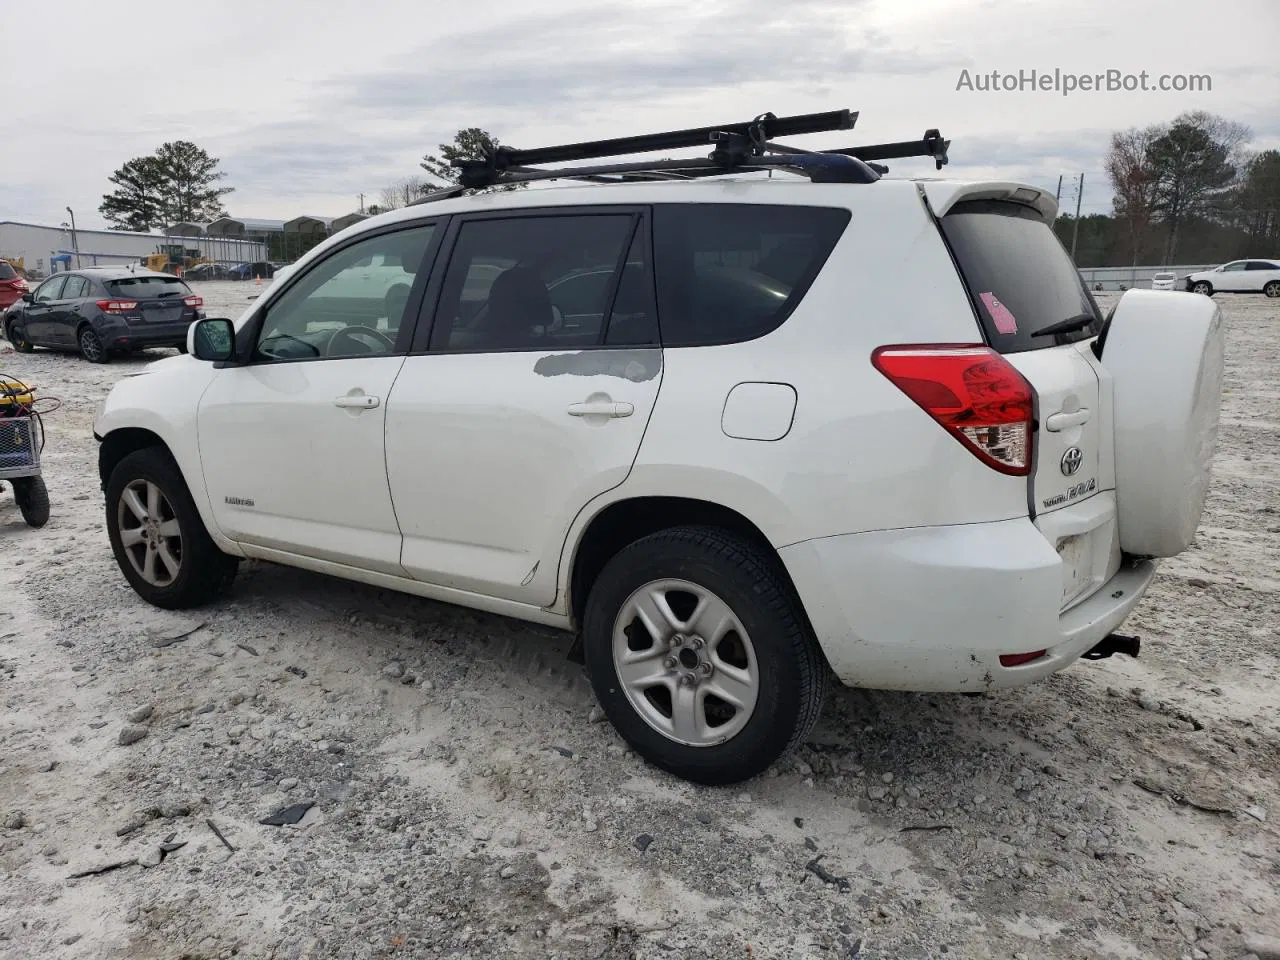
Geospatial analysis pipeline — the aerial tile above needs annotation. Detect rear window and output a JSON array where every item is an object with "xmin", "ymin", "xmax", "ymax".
[
  {"xmin": 0, "ymin": 262, "xmax": 16, "ymax": 280},
  {"xmin": 106, "ymin": 276, "xmax": 191, "ymax": 299},
  {"xmin": 939, "ymin": 199, "xmax": 1102, "ymax": 353},
  {"xmin": 653, "ymin": 204, "xmax": 850, "ymax": 347}
]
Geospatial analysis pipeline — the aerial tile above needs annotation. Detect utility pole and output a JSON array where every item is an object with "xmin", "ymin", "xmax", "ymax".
[
  {"xmin": 66, "ymin": 206, "xmax": 81, "ymax": 269},
  {"xmin": 1055, "ymin": 174, "xmax": 1063, "ymax": 203},
  {"xmin": 1069, "ymin": 173, "xmax": 1084, "ymax": 263}
]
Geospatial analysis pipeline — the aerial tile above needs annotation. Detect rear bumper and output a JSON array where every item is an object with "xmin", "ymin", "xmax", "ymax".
[
  {"xmin": 780, "ymin": 516, "xmax": 1158, "ymax": 693},
  {"xmin": 108, "ymin": 322, "xmax": 192, "ymax": 348}
]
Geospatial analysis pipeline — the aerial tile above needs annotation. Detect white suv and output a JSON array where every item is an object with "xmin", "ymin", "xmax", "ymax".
[{"xmin": 93, "ymin": 112, "xmax": 1225, "ymax": 785}]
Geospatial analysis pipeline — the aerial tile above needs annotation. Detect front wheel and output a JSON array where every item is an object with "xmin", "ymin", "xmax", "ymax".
[
  {"xmin": 1264, "ymin": 281, "xmax": 1280, "ymax": 299},
  {"xmin": 582, "ymin": 526, "xmax": 828, "ymax": 785},
  {"xmin": 12, "ymin": 476, "xmax": 50, "ymax": 527},
  {"xmin": 1192, "ymin": 281, "xmax": 1213, "ymax": 296},
  {"xmin": 78, "ymin": 326, "xmax": 109, "ymax": 363},
  {"xmin": 105, "ymin": 447, "xmax": 238, "ymax": 608},
  {"xmin": 5, "ymin": 320, "xmax": 34, "ymax": 352}
]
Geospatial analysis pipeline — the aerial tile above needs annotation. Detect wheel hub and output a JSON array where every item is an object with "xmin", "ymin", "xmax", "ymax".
[{"xmin": 665, "ymin": 632, "xmax": 713, "ymax": 688}]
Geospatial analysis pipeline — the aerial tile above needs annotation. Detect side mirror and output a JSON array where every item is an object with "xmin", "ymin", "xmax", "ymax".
[
  {"xmin": 190, "ymin": 317, "xmax": 236, "ymax": 362},
  {"xmin": 21, "ymin": 292, "xmax": 34, "ymax": 304}
]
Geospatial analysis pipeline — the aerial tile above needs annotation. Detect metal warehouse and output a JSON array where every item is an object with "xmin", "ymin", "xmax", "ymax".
[{"xmin": 0, "ymin": 221, "xmax": 267, "ymax": 277}]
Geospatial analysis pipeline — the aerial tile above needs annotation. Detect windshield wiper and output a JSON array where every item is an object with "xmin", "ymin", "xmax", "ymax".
[{"xmin": 1030, "ymin": 313, "xmax": 1097, "ymax": 338}]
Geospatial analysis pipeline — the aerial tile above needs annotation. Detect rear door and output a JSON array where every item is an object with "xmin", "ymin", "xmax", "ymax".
[
  {"xmin": 52, "ymin": 274, "xmax": 89, "ymax": 344},
  {"xmin": 1246, "ymin": 260, "xmax": 1280, "ymax": 292},
  {"xmin": 385, "ymin": 208, "xmax": 662, "ymax": 606},
  {"xmin": 936, "ymin": 199, "xmax": 1109, "ymax": 606}
]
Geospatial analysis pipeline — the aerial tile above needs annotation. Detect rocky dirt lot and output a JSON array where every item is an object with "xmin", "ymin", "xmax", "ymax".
[{"xmin": 1, "ymin": 283, "xmax": 1277, "ymax": 960}]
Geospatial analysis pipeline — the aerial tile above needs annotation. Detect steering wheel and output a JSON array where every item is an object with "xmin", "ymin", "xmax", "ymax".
[{"xmin": 326, "ymin": 325, "xmax": 395, "ymax": 356}]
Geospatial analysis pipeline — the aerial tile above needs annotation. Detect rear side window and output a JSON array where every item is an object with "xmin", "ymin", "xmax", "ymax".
[
  {"xmin": 0, "ymin": 262, "xmax": 16, "ymax": 280},
  {"xmin": 939, "ymin": 199, "xmax": 1102, "ymax": 353},
  {"xmin": 430, "ymin": 214, "xmax": 650, "ymax": 352},
  {"xmin": 652, "ymin": 204, "xmax": 850, "ymax": 347},
  {"xmin": 107, "ymin": 276, "xmax": 191, "ymax": 299}
]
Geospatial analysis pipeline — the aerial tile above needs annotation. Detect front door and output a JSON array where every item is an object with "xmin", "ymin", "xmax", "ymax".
[
  {"xmin": 1217, "ymin": 261, "xmax": 1247, "ymax": 292},
  {"xmin": 23, "ymin": 274, "xmax": 66, "ymax": 344},
  {"xmin": 196, "ymin": 222, "xmax": 440, "ymax": 575},
  {"xmin": 385, "ymin": 210, "xmax": 663, "ymax": 605}
]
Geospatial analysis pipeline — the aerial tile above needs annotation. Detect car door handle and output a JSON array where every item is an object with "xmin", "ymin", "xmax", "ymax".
[
  {"xmin": 1046, "ymin": 408, "xmax": 1091, "ymax": 431},
  {"xmin": 333, "ymin": 394, "xmax": 380, "ymax": 409},
  {"xmin": 567, "ymin": 400, "xmax": 633, "ymax": 418}
]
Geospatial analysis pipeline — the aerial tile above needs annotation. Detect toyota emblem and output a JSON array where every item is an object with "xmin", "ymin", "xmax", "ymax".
[{"xmin": 1060, "ymin": 447, "xmax": 1083, "ymax": 476}]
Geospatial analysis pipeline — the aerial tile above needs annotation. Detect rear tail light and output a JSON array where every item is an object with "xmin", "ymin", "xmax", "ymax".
[
  {"xmin": 3, "ymin": 278, "xmax": 26, "ymax": 289},
  {"xmin": 96, "ymin": 299, "xmax": 139, "ymax": 314},
  {"xmin": 183, "ymin": 294, "xmax": 203, "ymax": 308},
  {"xmin": 871, "ymin": 344, "xmax": 1035, "ymax": 476}
]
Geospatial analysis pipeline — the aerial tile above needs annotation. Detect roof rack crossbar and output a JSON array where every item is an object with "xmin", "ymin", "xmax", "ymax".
[
  {"xmin": 824, "ymin": 130, "xmax": 951, "ymax": 170},
  {"xmin": 482, "ymin": 109, "xmax": 856, "ymax": 169}
]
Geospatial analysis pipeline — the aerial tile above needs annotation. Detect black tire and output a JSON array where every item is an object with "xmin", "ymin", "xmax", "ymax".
[
  {"xmin": 1192, "ymin": 281, "xmax": 1213, "ymax": 296},
  {"xmin": 6, "ymin": 319, "xmax": 34, "ymax": 353},
  {"xmin": 12, "ymin": 475, "xmax": 50, "ymax": 528},
  {"xmin": 582, "ymin": 526, "xmax": 829, "ymax": 786},
  {"xmin": 105, "ymin": 447, "xmax": 238, "ymax": 609},
  {"xmin": 78, "ymin": 325, "xmax": 109, "ymax": 363},
  {"xmin": 1265, "ymin": 281, "xmax": 1280, "ymax": 299},
  {"xmin": 175, "ymin": 339, "xmax": 188, "ymax": 354}
]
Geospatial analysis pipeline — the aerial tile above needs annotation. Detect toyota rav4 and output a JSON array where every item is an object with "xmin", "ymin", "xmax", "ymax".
[{"xmin": 93, "ymin": 111, "xmax": 1225, "ymax": 785}]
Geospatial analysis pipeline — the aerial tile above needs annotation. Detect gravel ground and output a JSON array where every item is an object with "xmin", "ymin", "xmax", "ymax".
[{"xmin": 1, "ymin": 282, "xmax": 1277, "ymax": 960}]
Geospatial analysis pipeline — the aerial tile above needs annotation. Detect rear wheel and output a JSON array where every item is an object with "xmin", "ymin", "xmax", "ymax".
[
  {"xmin": 1264, "ymin": 281, "xmax": 1280, "ymax": 299},
  {"xmin": 78, "ymin": 325, "xmax": 108, "ymax": 363},
  {"xmin": 1192, "ymin": 281, "xmax": 1213, "ymax": 296},
  {"xmin": 582, "ymin": 526, "xmax": 828, "ymax": 785},
  {"xmin": 5, "ymin": 319, "xmax": 33, "ymax": 352},
  {"xmin": 12, "ymin": 476, "xmax": 50, "ymax": 528},
  {"xmin": 105, "ymin": 447, "xmax": 238, "ymax": 608}
]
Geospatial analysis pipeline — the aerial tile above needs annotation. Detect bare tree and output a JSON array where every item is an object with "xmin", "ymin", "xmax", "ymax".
[
  {"xmin": 378, "ymin": 176, "xmax": 434, "ymax": 211},
  {"xmin": 1106, "ymin": 127, "xmax": 1159, "ymax": 267}
]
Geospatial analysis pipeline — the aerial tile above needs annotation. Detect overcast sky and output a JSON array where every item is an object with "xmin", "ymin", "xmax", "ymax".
[{"xmin": 2, "ymin": 0, "xmax": 1276, "ymax": 230}]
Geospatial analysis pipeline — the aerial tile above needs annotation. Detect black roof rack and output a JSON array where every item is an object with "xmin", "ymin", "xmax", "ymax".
[{"xmin": 408, "ymin": 109, "xmax": 950, "ymax": 205}]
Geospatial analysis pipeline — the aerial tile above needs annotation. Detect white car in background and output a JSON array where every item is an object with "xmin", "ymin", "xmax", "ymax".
[
  {"xmin": 1150, "ymin": 271, "xmax": 1178, "ymax": 291},
  {"xmin": 1185, "ymin": 259, "xmax": 1280, "ymax": 297}
]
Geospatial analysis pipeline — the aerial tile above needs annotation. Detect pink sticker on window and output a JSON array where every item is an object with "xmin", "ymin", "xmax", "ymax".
[{"xmin": 979, "ymin": 292, "xmax": 1018, "ymax": 335}]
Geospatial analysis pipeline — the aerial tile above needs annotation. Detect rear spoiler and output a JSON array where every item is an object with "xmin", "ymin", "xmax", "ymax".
[{"xmin": 917, "ymin": 181, "xmax": 1058, "ymax": 224}]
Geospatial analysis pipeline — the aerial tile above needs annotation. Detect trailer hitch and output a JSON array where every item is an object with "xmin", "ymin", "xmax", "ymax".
[{"xmin": 1082, "ymin": 633, "xmax": 1141, "ymax": 661}]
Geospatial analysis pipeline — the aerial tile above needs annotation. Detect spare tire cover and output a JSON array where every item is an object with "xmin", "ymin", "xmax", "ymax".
[{"xmin": 1100, "ymin": 289, "xmax": 1225, "ymax": 557}]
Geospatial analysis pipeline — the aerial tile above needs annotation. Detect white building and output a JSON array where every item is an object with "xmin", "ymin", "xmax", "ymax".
[{"xmin": 0, "ymin": 220, "xmax": 267, "ymax": 277}]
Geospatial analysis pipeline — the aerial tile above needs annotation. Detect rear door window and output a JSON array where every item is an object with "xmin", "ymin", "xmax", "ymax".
[
  {"xmin": 429, "ymin": 214, "xmax": 640, "ymax": 352},
  {"xmin": 938, "ymin": 199, "xmax": 1102, "ymax": 353},
  {"xmin": 107, "ymin": 276, "xmax": 191, "ymax": 299},
  {"xmin": 652, "ymin": 204, "xmax": 850, "ymax": 347},
  {"xmin": 61, "ymin": 276, "xmax": 88, "ymax": 299}
]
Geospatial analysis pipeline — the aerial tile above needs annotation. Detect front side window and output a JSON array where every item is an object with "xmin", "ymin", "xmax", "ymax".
[
  {"xmin": 1222, "ymin": 262, "xmax": 1246, "ymax": 272},
  {"xmin": 429, "ymin": 214, "xmax": 644, "ymax": 352},
  {"xmin": 252, "ymin": 224, "xmax": 435, "ymax": 362},
  {"xmin": 34, "ymin": 275, "xmax": 66, "ymax": 302}
]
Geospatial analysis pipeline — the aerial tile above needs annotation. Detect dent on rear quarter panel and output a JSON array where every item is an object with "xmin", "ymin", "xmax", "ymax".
[{"xmin": 533, "ymin": 349, "xmax": 662, "ymax": 383}]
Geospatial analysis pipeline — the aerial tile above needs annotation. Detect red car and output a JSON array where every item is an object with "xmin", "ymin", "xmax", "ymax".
[{"xmin": 0, "ymin": 261, "xmax": 29, "ymax": 312}]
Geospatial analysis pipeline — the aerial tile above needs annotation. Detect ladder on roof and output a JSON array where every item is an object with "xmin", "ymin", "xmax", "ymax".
[{"xmin": 409, "ymin": 109, "xmax": 950, "ymax": 204}]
